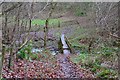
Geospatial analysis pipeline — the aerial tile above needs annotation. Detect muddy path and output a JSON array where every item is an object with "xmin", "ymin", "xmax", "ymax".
[{"xmin": 56, "ymin": 54, "xmax": 94, "ymax": 78}]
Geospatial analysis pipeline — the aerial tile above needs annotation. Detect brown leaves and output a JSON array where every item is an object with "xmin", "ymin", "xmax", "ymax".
[
  {"xmin": 2, "ymin": 53, "xmax": 94, "ymax": 78},
  {"xmin": 2, "ymin": 58, "xmax": 64, "ymax": 78}
]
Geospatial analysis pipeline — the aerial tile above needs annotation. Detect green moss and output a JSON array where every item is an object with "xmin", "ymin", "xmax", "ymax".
[{"xmin": 31, "ymin": 19, "xmax": 61, "ymax": 26}]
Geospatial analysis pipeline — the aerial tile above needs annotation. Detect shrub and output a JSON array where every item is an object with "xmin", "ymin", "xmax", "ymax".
[
  {"xmin": 17, "ymin": 40, "xmax": 34, "ymax": 60},
  {"xmin": 96, "ymin": 69, "xmax": 116, "ymax": 78}
]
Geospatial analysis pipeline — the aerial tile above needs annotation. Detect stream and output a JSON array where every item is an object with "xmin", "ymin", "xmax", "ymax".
[
  {"xmin": 29, "ymin": 33, "xmax": 93, "ymax": 78},
  {"xmin": 56, "ymin": 34, "xmax": 93, "ymax": 78}
]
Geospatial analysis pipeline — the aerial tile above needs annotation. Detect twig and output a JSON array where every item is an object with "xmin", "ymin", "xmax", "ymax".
[
  {"xmin": 39, "ymin": 1, "xmax": 50, "ymax": 14},
  {"xmin": 109, "ymin": 33, "xmax": 120, "ymax": 39}
]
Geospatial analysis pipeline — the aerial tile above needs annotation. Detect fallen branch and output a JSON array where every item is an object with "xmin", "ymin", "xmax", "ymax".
[
  {"xmin": 17, "ymin": 37, "xmax": 32, "ymax": 53},
  {"xmin": 109, "ymin": 33, "xmax": 120, "ymax": 39}
]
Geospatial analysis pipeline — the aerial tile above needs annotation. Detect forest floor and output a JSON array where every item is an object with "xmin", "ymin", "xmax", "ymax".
[
  {"xmin": 2, "ymin": 10, "xmax": 118, "ymax": 79},
  {"xmin": 56, "ymin": 54, "xmax": 94, "ymax": 78},
  {"xmin": 2, "ymin": 53, "xmax": 95, "ymax": 78}
]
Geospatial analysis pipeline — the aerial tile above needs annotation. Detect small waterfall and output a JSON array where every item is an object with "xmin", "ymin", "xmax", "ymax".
[{"xmin": 61, "ymin": 34, "xmax": 70, "ymax": 56}]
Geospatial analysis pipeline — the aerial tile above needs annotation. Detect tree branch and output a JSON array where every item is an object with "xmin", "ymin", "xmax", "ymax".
[{"xmin": 3, "ymin": 3, "xmax": 22, "ymax": 13}]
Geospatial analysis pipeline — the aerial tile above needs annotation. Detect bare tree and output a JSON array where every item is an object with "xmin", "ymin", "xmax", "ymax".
[
  {"xmin": 44, "ymin": 2, "xmax": 57, "ymax": 48},
  {"xmin": 94, "ymin": 2, "xmax": 118, "ymax": 35}
]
